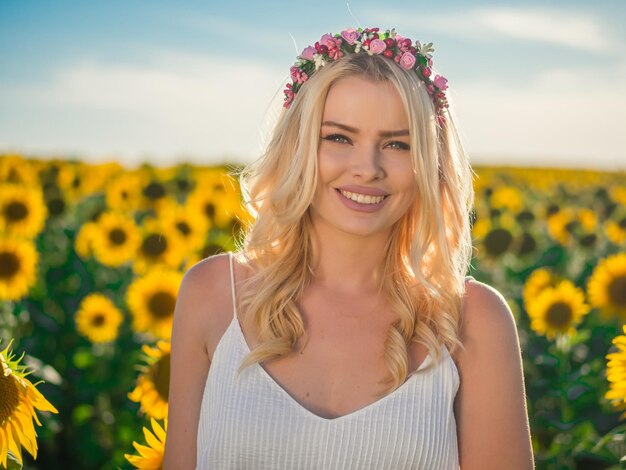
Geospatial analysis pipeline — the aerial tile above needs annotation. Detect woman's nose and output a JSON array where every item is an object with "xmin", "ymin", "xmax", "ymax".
[{"xmin": 351, "ymin": 145, "xmax": 384, "ymax": 181}]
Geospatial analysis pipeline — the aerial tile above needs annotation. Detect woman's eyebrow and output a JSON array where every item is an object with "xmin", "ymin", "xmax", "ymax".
[
  {"xmin": 321, "ymin": 121, "xmax": 409, "ymax": 137},
  {"xmin": 379, "ymin": 129, "xmax": 409, "ymax": 137},
  {"xmin": 321, "ymin": 121, "xmax": 358, "ymax": 133}
]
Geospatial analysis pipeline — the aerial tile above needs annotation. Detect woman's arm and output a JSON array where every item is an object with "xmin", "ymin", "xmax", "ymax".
[
  {"xmin": 162, "ymin": 256, "xmax": 231, "ymax": 470},
  {"xmin": 454, "ymin": 280, "xmax": 534, "ymax": 469}
]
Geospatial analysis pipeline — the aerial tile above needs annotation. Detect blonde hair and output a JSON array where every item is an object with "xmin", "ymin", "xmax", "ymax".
[{"xmin": 236, "ymin": 52, "xmax": 475, "ymax": 397}]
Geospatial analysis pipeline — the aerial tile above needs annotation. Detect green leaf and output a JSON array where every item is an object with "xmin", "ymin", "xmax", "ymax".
[{"xmin": 72, "ymin": 348, "xmax": 95, "ymax": 369}]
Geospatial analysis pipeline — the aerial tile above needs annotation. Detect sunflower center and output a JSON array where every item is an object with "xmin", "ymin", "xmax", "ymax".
[
  {"xmin": 619, "ymin": 218, "xmax": 626, "ymax": 230},
  {"xmin": 176, "ymin": 221, "xmax": 191, "ymax": 236},
  {"xmin": 148, "ymin": 292, "xmax": 176, "ymax": 319},
  {"xmin": 142, "ymin": 234, "xmax": 167, "ymax": 258},
  {"xmin": 0, "ymin": 372, "xmax": 20, "ymax": 424},
  {"xmin": 143, "ymin": 182, "xmax": 166, "ymax": 200},
  {"xmin": 151, "ymin": 354, "xmax": 171, "ymax": 401},
  {"xmin": 109, "ymin": 228, "xmax": 127, "ymax": 245},
  {"xmin": 546, "ymin": 302, "xmax": 573, "ymax": 329},
  {"xmin": 608, "ymin": 276, "xmax": 626, "ymax": 307},
  {"xmin": 204, "ymin": 203, "xmax": 215, "ymax": 219},
  {"xmin": 5, "ymin": 201, "xmax": 28, "ymax": 223},
  {"xmin": 0, "ymin": 252, "xmax": 20, "ymax": 279},
  {"xmin": 484, "ymin": 228, "xmax": 513, "ymax": 256},
  {"xmin": 91, "ymin": 314, "xmax": 106, "ymax": 327}
]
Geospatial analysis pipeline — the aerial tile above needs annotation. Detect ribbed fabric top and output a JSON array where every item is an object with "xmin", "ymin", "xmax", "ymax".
[{"xmin": 195, "ymin": 254, "xmax": 461, "ymax": 469}]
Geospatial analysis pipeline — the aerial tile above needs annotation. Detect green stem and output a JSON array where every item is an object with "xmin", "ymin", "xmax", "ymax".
[{"xmin": 556, "ymin": 333, "xmax": 573, "ymax": 469}]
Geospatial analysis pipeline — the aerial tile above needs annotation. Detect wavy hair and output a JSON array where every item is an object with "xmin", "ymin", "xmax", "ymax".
[{"xmin": 235, "ymin": 52, "xmax": 475, "ymax": 397}]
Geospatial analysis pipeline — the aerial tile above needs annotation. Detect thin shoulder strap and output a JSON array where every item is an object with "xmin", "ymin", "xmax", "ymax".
[{"xmin": 228, "ymin": 252, "xmax": 238, "ymax": 320}]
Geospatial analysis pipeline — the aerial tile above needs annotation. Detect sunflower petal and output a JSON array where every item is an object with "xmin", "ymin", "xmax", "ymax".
[{"xmin": 150, "ymin": 418, "xmax": 166, "ymax": 442}]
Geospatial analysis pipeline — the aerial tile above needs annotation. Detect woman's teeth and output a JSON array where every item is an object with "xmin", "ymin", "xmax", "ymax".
[{"xmin": 340, "ymin": 190, "xmax": 385, "ymax": 205}]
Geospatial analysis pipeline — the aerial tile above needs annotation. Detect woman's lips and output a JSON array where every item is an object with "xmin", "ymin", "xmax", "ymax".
[{"xmin": 335, "ymin": 188, "xmax": 389, "ymax": 212}]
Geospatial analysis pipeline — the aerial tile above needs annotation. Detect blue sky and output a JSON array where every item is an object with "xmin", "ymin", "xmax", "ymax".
[{"xmin": 1, "ymin": 0, "xmax": 625, "ymax": 169}]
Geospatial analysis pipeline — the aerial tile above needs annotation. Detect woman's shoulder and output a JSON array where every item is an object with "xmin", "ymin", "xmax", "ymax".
[
  {"xmin": 454, "ymin": 277, "xmax": 521, "ymax": 370},
  {"xmin": 182, "ymin": 252, "xmax": 232, "ymax": 298},
  {"xmin": 175, "ymin": 253, "xmax": 239, "ymax": 359},
  {"xmin": 462, "ymin": 278, "xmax": 515, "ymax": 326}
]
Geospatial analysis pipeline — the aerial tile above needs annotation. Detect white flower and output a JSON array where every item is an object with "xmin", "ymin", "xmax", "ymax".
[
  {"xmin": 418, "ymin": 41, "xmax": 435, "ymax": 56},
  {"xmin": 354, "ymin": 41, "xmax": 362, "ymax": 53},
  {"xmin": 313, "ymin": 54, "xmax": 327, "ymax": 70}
]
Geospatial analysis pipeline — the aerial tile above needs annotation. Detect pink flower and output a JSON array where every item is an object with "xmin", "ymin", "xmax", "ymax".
[
  {"xmin": 328, "ymin": 47, "xmax": 344, "ymax": 60},
  {"xmin": 315, "ymin": 43, "xmax": 329, "ymax": 55},
  {"xmin": 369, "ymin": 39, "xmax": 386, "ymax": 55},
  {"xmin": 341, "ymin": 28, "xmax": 358, "ymax": 45},
  {"xmin": 319, "ymin": 33, "xmax": 334, "ymax": 48},
  {"xmin": 290, "ymin": 66, "xmax": 308, "ymax": 84},
  {"xmin": 301, "ymin": 46, "xmax": 316, "ymax": 61},
  {"xmin": 434, "ymin": 75, "xmax": 448, "ymax": 91},
  {"xmin": 399, "ymin": 52, "xmax": 416, "ymax": 70},
  {"xmin": 283, "ymin": 84, "xmax": 295, "ymax": 108}
]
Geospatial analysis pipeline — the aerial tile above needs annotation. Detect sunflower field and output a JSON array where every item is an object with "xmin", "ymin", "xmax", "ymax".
[{"xmin": 0, "ymin": 153, "xmax": 625, "ymax": 470}]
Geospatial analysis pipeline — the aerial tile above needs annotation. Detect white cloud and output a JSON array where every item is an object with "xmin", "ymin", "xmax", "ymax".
[
  {"xmin": 0, "ymin": 50, "xmax": 288, "ymax": 166},
  {"xmin": 451, "ymin": 65, "xmax": 626, "ymax": 170},
  {"xmin": 369, "ymin": 6, "xmax": 614, "ymax": 53}
]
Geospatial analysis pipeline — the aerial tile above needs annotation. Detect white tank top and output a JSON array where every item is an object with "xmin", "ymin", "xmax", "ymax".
[{"xmin": 195, "ymin": 254, "xmax": 461, "ymax": 469}]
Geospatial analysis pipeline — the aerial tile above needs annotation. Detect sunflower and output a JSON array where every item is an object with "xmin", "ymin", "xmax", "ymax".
[
  {"xmin": 137, "ymin": 171, "xmax": 173, "ymax": 212},
  {"xmin": 523, "ymin": 267, "xmax": 559, "ymax": 309},
  {"xmin": 525, "ymin": 280, "xmax": 590, "ymax": 340},
  {"xmin": 105, "ymin": 171, "xmax": 144, "ymax": 213},
  {"xmin": 124, "ymin": 417, "xmax": 167, "ymax": 469},
  {"xmin": 609, "ymin": 185, "xmax": 626, "ymax": 206},
  {"xmin": 133, "ymin": 218, "xmax": 186, "ymax": 275},
  {"xmin": 0, "ymin": 340, "xmax": 58, "ymax": 468},
  {"xmin": 75, "ymin": 293, "xmax": 124, "ymax": 343},
  {"xmin": 74, "ymin": 221, "xmax": 100, "ymax": 260},
  {"xmin": 606, "ymin": 325, "xmax": 626, "ymax": 419},
  {"xmin": 489, "ymin": 186, "xmax": 523, "ymax": 213},
  {"xmin": 156, "ymin": 199, "xmax": 210, "ymax": 253},
  {"xmin": 587, "ymin": 252, "xmax": 626, "ymax": 321},
  {"xmin": 605, "ymin": 209, "xmax": 626, "ymax": 246},
  {"xmin": 0, "ymin": 154, "xmax": 39, "ymax": 186},
  {"xmin": 187, "ymin": 170, "xmax": 244, "ymax": 230},
  {"xmin": 546, "ymin": 209, "xmax": 575, "ymax": 245},
  {"xmin": 0, "ymin": 184, "xmax": 47, "ymax": 238},
  {"xmin": 128, "ymin": 341, "xmax": 170, "ymax": 419},
  {"xmin": 0, "ymin": 237, "xmax": 38, "ymax": 301},
  {"xmin": 57, "ymin": 161, "xmax": 120, "ymax": 204},
  {"xmin": 126, "ymin": 268, "xmax": 183, "ymax": 339},
  {"xmin": 91, "ymin": 211, "xmax": 142, "ymax": 267},
  {"xmin": 471, "ymin": 217, "xmax": 490, "ymax": 240}
]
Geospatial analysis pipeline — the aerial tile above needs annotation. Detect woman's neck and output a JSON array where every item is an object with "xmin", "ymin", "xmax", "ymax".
[{"xmin": 309, "ymin": 224, "xmax": 391, "ymax": 294}]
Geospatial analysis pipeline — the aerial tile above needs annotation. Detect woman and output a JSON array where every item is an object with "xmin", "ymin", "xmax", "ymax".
[{"xmin": 164, "ymin": 27, "xmax": 534, "ymax": 469}]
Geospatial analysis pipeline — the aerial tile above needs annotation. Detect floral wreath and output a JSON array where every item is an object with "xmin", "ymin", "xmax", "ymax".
[{"xmin": 283, "ymin": 27, "xmax": 450, "ymax": 126}]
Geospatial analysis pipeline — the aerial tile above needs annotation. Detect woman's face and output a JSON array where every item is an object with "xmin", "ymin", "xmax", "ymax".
[{"xmin": 310, "ymin": 75, "xmax": 418, "ymax": 241}]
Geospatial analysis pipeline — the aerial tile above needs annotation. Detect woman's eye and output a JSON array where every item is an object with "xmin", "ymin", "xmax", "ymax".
[
  {"xmin": 385, "ymin": 141, "xmax": 411, "ymax": 151},
  {"xmin": 322, "ymin": 134, "xmax": 351, "ymax": 144}
]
